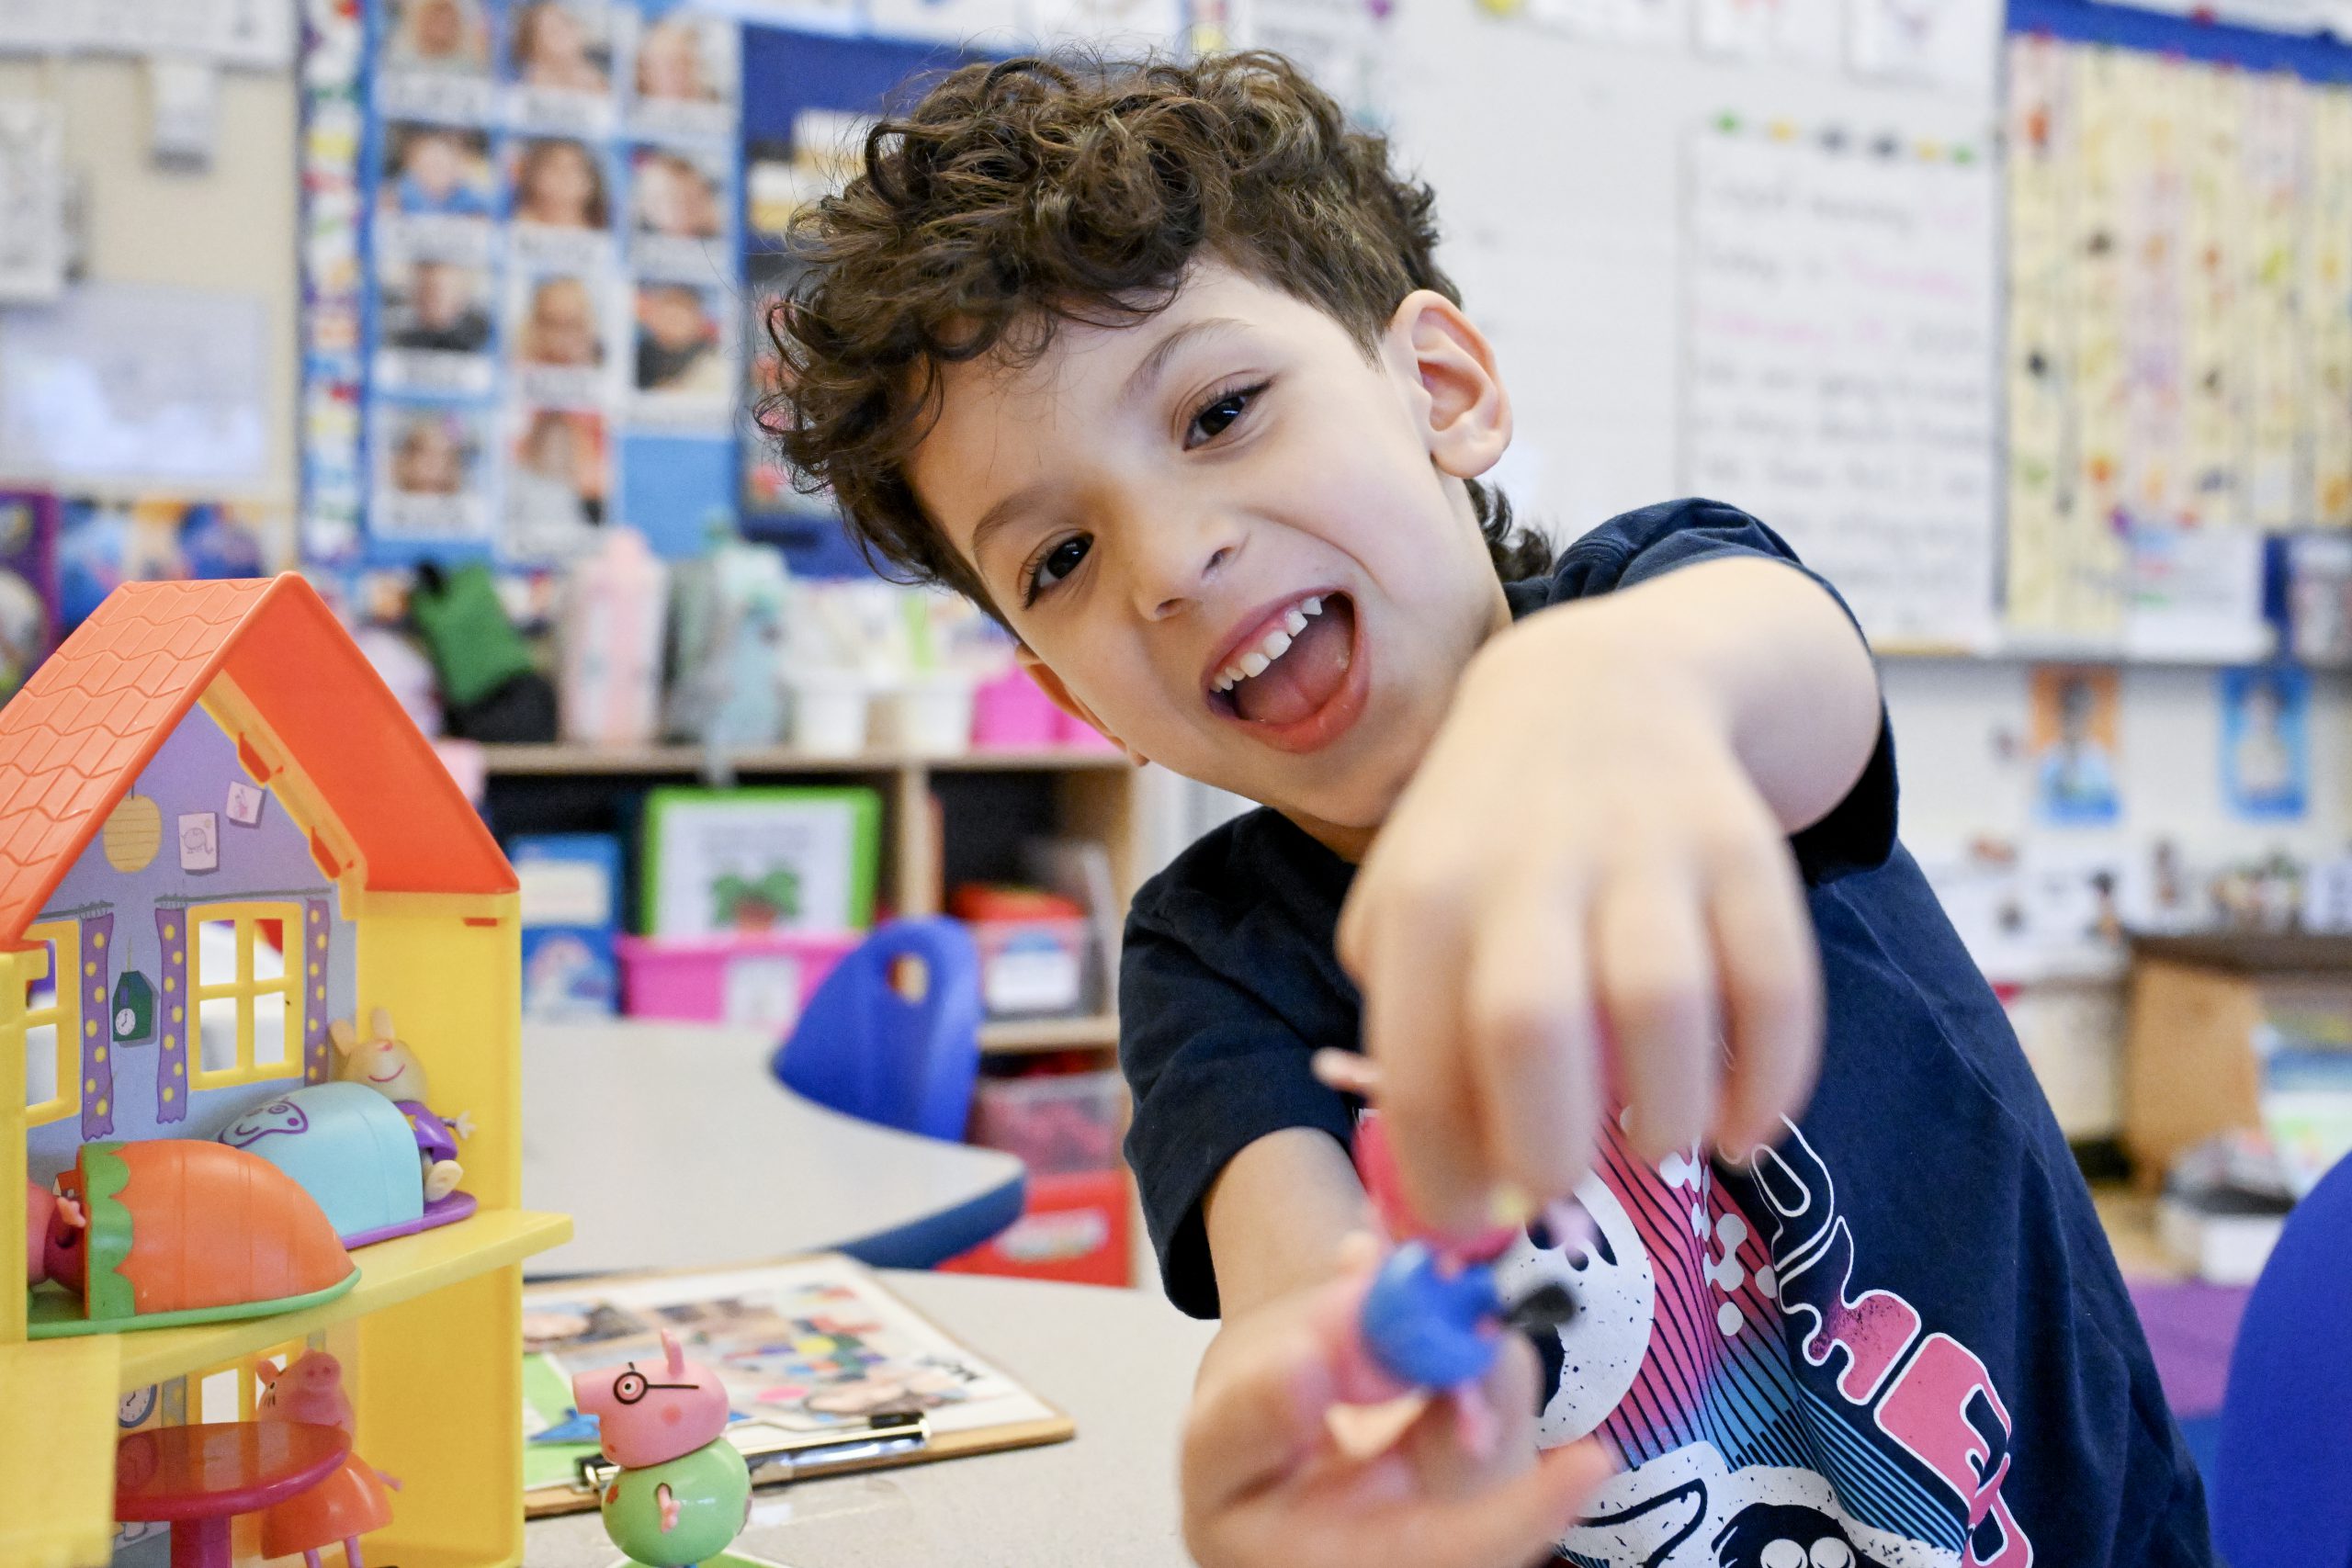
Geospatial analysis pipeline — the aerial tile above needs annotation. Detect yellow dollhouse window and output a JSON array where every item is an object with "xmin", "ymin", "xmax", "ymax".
[
  {"xmin": 191, "ymin": 903, "xmax": 303, "ymax": 1089},
  {"xmin": 16, "ymin": 920, "xmax": 80, "ymax": 1127}
]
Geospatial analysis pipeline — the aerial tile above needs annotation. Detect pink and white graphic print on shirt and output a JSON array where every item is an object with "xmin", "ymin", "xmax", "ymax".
[{"xmin": 1496, "ymin": 1117, "xmax": 2033, "ymax": 1568}]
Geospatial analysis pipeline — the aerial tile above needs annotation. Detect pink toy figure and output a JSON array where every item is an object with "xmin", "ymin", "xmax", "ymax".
[
  {"xmin": 24, "ymin": 1179, "xmax": 86, "ymax": 1290},
  {"xmin": 575, "ymin": 1331, "xmax": 730, "ymax": 1469},
  {"xmin": 331, "ymin": 1007, "xmax": 472, "ymax": 1201},
  {"xmin": 257, "ymin": 1350, "xmax": 356, "ymax": 1434},
  {"xmin": 573, "ymin": 1332, "xmax": 752, "ymax": 1567},
  {"xmin": 255, "ymin": 1350, "xmax": 401, "ymax": 1568}
]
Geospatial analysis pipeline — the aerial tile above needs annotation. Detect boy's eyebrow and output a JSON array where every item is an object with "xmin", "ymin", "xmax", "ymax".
[
  {"xmin": 968, "ymin": 485, "xmax": 1046, "ymax": 571},
  {"xmin": 1121, "ymin": 317, "xmax": 1248, "ymax": 409}
]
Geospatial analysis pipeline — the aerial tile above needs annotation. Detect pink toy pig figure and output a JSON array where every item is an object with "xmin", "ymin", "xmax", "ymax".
[
  {"xmin": 575, "ymin": 1331, "xmax": 731, "ymax": 1469},
  {"xmin": 255, "ymin": 1350, "xmax": 400, "ymax": 1568},
  {"xmin": 257, "ymin": 1350, "xmax": 357, "ymax": 1436},
  {"xmin": 24, "ymin": 1179, "xmax": 88, "ymax": 1291}
]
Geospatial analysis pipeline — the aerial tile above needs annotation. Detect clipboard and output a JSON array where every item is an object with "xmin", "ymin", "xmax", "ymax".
[{"xmin": 521, "ymin": 1253, "xmax": 1075, "ymax": 1518}]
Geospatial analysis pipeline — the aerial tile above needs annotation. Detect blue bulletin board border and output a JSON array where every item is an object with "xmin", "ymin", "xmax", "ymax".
[{"xmin": 2007, "ymin": 0, "xmax": 2352, "ymax": 82}]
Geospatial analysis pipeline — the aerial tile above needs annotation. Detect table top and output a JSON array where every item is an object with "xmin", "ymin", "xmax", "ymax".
[
  {"xmin": 526, "ymin": 1269, "xmax": 1216, "ymax": 1568},
  {"xmin": 521, "ymin": 1020, "xmax": 1025, "ymax": 1277},
  {"xmin": 113, "ymin": 1422, "xmax": 349, "ymax": 1522}
]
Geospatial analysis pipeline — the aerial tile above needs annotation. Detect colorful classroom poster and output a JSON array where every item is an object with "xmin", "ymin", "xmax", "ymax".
[
  {"xmin": 2221, "ymin": 665, "xmax": 2310, "ymax": 820},
  {"xmin": 303, "ymin": 0, "xmax": 744, "ymax": 568},
  {"xmin": 2030, "ymin": 664, "xmax": 2123, "ymax": 825}
]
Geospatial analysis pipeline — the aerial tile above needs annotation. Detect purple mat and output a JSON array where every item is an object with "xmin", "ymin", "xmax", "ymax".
[{"xmin": 2126, "ymin": 1279, "xmax": 2252, "ymax": 1419}]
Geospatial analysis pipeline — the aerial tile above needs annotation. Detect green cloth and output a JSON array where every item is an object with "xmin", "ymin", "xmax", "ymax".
[{"xmin": 408, "ymin": 563, "xmax": 539, "ymax": 708}]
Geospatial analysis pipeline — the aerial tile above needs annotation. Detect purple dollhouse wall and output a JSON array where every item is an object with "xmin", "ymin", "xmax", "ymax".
[{"xmin": 24, "ymin": 703, "xmax": 357, "ymax": 1185}]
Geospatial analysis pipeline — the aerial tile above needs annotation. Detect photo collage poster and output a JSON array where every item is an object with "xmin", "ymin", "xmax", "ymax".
[{"xmin": 308, "ymin": 0, "xmax": 744, "ymax": 568}]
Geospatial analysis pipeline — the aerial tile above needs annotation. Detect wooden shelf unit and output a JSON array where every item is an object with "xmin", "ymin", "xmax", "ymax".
[{"xmin": 478, "ymin": 745, "xmax": 1147, "ymax": 1056}]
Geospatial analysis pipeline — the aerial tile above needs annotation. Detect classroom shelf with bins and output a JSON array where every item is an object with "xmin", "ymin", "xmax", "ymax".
[{"xmin": 479, "ymin": 743, "xmax": 1147, "ymax": 1060}]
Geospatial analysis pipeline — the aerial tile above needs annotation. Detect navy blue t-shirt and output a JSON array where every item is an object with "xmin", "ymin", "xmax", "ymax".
[{"xmin": 1120, "ymin": 499, "xmax": 2212, "ymax": 1567}]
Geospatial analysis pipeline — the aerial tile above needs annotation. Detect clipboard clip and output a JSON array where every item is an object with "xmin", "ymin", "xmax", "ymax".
[{"xmin": 573, "ymin": 1411, "xmax": 932, "ymax": 1493}]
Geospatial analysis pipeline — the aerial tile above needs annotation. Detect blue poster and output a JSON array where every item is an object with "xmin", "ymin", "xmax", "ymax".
[{"xmin": 2221, "ymin": 664, "xmax": 2310, "ymax": 821}]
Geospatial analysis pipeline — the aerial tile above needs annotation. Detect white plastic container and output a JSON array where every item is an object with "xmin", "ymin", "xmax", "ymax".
[
  {"xmin": 788, "ymin": 669, "xmax": 869, "ymax": 757},
  {"xmin": 880, "ymin": 672, "xmax": 976, "ymax": 756}
]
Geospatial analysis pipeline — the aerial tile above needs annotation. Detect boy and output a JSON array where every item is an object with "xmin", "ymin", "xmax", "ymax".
[{"xmin": 767, "ymin": 53, "xmax": 2212, "ymax": 1568}]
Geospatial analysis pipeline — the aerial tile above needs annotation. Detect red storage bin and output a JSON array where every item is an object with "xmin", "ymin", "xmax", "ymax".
[{"xmin": 938, "ymin": 1168, "xmax": 1132, "ymax": 1286}]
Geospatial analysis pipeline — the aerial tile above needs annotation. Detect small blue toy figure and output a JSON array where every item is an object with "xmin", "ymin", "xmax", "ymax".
[
  {"xmin": 1312, "ymin": 1051, "xmax": 1580, "ymax": 1455},
  {"xmin": 571, "ymin": 1332, "xmax": 752, "ymax": 1567}
]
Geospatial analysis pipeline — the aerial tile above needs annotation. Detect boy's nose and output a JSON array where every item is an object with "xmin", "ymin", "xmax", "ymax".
[{"xmin": 1136, "ymin": 528, "xmax": 1238, "ymax": 622}]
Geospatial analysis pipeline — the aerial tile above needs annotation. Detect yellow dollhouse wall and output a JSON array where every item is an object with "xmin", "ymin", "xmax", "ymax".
[{"xmin": 349, "ymin": 886, "xmax": 529, "ymax": 1566}]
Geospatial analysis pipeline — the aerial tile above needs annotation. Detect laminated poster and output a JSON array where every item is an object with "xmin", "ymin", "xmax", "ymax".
[
  {"xmin": 2029, "ymin": 665, "xmax": 2122, "ymax": 827},
  {"xmin": 2220, "ymin": 665, "xmax": 2310, "ymax": 822}
]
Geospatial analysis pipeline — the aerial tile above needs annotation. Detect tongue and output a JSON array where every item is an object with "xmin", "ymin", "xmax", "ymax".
[{"xmin": 1233, "ymin": 602, "xmax": 1352, "ymax": 726}]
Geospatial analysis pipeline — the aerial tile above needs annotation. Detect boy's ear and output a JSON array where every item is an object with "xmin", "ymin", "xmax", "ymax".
[
  {"xmin": 1385, "ymin": 289, "xmax": 1510, "ymax": 482},
  {"xmin": 1015, "ymin": 647, "xmax": 1149, "ymax": 769}
]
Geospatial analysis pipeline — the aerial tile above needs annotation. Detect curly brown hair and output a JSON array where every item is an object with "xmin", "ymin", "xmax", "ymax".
[{"xmin": 758, "ymin": 51, "xmax": 1549, "ymax": 617}]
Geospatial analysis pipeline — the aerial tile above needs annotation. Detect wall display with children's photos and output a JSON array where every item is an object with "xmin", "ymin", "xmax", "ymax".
[
  {"xmin": 2005, "ymin": 0, "xmax": 2352, "ymax": 644},
  {"xmin": 2220, "ymin": 664, "xmax": 2311, "ymax": 821},
  {"xmin": 1681, "ymin": 121, "xmax": 2000, "ymax": 649},
  {"xmin": 299, "ymin": 0, "xmax": 746, "ymax": 569}
]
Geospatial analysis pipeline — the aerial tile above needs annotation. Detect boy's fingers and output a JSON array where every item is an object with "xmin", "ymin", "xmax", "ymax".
[
  {"xmin": 1706, "ymin": 847, "xmax": 1822, "ymax": 1155},
  {"xmin": 1464, "ymin": 877, "xmax": 1599, "ymax": 1207},
  {"xmin": 1593, "ymin": 872, "xmax": 1720, "ymax": 1162},
  {"xmin": 1183, "ymin": 1319, "xmax": 1340, "ymax": 1511},
  {"xmin": 1361, "ymin": 899, "xmax": 1488, "ymax": 1234}
]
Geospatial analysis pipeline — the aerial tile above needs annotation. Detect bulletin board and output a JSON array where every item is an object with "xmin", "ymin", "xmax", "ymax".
[
  {"xmin": 300, "ymin": 0, "xmax": 750, "ymax": 569},
  {"xmin": 2005, "ymin": 0, "xmax": 2352, "ymax": 643}
]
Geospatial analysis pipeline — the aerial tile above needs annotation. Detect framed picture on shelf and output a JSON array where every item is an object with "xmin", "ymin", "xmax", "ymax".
[{"xmin": 639, "ymin": 786, "xmax": 880, "ymax": 938}]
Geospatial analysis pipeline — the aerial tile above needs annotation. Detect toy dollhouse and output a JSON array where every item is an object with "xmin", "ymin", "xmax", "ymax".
[{"xmin": 0, "ymin": 576, "xmax": 571, "ymax": 1567}]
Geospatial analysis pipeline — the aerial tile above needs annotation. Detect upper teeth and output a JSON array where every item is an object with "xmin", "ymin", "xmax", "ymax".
[{"xmin": 1215, "ymin": 597, "xmax": 1327, "ymax": 692}]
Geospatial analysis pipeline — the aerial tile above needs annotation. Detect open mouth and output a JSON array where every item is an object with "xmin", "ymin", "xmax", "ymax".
[{"xmin": 1205, "ymin": 592, "xmax": 1366, "ymax": 750}]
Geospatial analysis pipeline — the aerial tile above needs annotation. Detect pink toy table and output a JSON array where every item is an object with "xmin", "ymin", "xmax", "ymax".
[{"xmin": 114, "ymin": 1421, "xmax": 351, "ymax": 1568}]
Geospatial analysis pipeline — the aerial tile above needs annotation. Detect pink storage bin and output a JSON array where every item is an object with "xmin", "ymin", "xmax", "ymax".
[
  {"xmin": 971, "ymin": 667, "xmax": 1060, "ymax": 749},
  {"xmin": 618, "ymin": 931, "xmax": 861, "ymax": 1033}
]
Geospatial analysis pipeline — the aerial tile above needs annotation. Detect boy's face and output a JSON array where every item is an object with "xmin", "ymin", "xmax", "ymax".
[{"xmin": 907, "ymin": 263, "xmax": 1512, "ymax": 840}]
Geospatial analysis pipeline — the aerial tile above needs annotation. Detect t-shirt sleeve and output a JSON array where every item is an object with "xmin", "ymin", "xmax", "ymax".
[
  {"xmin": 1119, "ymin": 914, "xmax": 1356, "ymax": 1320},
  {"xmin": 1543, "ymin": 496, "xmax": 1898, "ymax": 886}
]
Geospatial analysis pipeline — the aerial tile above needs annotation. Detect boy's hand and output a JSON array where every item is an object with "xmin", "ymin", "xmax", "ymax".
[
  {"xmin": 1182, "ymin": 1255, "xmax": 1610, "ymax": 1568},
  {"xmin": 1337, "ymin": 574, "xmax": 1840, "ymax": 1234}
]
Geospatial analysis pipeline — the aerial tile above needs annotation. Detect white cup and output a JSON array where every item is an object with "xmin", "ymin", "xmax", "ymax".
[
  {"xmin": 883, "ymin": 673, "xmax": 976, "ymax": 756},
  {"xmin": 788, "ymin": 671, "xmax": 869, "ymax": 758}
]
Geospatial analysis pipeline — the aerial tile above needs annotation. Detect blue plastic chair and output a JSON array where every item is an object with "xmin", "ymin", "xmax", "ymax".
[
  {"xmin": 770, "ymin": 917, "xmax": 985, "ymax": 1141},
  {"xmin": 2211, "ymin": 1151, "xmax": 2352, "ymax": 1568}
]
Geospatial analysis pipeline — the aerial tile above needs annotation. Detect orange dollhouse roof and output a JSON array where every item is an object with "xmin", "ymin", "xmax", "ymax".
[{"xmin": 0, "ymin": 574, "xmax": 514, "ymax": 946}]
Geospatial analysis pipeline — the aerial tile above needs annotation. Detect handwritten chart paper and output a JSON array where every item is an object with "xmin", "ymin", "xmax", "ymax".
[{"xmin": 1683, "ymin": 130, "xmax": 1998, "ymax": 649}]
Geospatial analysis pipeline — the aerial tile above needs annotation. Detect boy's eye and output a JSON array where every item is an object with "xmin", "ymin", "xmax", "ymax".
[
  {"xmin": 1186, "ymin": 382, "xmax": 1266, "ymax": 449},
  {"xmin": 1025, "ymin": 535, "xmax": 1091, "ymax": 604}
]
